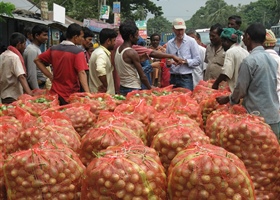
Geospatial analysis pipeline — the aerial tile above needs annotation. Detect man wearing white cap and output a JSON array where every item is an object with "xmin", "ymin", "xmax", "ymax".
[{"xmin": 166, "ymin": 18, "xmax": 201, "ymax": 90}]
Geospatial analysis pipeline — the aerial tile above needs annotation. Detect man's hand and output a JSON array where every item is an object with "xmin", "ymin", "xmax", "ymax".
[
  {"xmin": 172, "ymin": 55, "xmax": 186, "ymax": 65},
  {"xmin": 98, "ymin": 85, "xmax": 107, "ymax": 93},
  {"xmin": 216, "ymin": 95, "xmax": 230, "ymax": 105},
  {"xmin": 151, "ymin": 62, "xmax": 161, "ymax": 69}
]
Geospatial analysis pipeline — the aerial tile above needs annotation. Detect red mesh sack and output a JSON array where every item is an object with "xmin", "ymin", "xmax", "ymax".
[
  {"xmin": 68, "ymin": 92, "xmax": 119, "ymax": 116},
  {"xmin": 151, "ymin": 124, "xmax": 210, "ymax": 170},
  {"xmin": 0, "ymin": 104, "xmax": 16, "ymax": 116},
  {"xmin": 168, "ymin": 143, "xmax": 256, "ymax": 200},
  {"xmin": 3, "ymin": 142, "xmax": 85, "ymax": 200},
  {"xmin": 42, "ymin": 103, "xmax": 97, "ymax": 137},
  {"xmin": 18, "ymin": 124, "xmax": 81, "ymax": 152},
  {"xmin": 114, "ymin": 99, "xmax": 157, "ymax": 126},
  {"xmin": 0, "ymin": 115, "xmax": 22, "ymax": 128},
  {"xmin": 81, "ymin": 143, "xmax": 167, "ymax": 200},
  {"xmin": 161, "ymin": 94, "xmax": 204, "ymax": 129},
  {"xmin": 196, "ymin": 80, "xmax": 230, "ymax": 91},
  {"xmin": 14, "ymin": 94, "xmax": 59, "ymax": 116},
  {"xmin": 192, "ymin": 84, "xmax": 216, "ymax": 103},
  {"xmin": 79, "ymin": 125, "xmax": 144, "ymax": 166},
  {"xmin": 199, "ymin": 91, "xmax": 231, "ymax": 127},
  {"xmin": 125, "ymin": 89, "xmax": 154, "ymax": 105},
  {"xmin": 205, "ymin": 111, "xmax": 237, "ymax": 144},
  {"xmin": 0, "ymin": 152, "xmax": 6, "ymax": 200},
  {"xmin": 215, "ymin": 114, "xmax": 280, "ymax": 200},
  {"xmin": 0, "ymin": 116, "xmax": 22, "ymax": 157},
  {"xmin": 147, "ymin": 113, "xmax": 198, "ymax": 146},
  {"xmin": 96, "ymin": 111, "xmax": 147, "ymax": 145}
]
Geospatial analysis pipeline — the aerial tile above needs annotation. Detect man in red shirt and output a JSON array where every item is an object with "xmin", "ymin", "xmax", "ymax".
[{"xmin": 34, "ymin": 23, "xmax": 90, "ymax": 105}]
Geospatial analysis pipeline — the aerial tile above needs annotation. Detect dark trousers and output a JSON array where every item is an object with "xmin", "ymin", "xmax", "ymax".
[{"xmin": 1, "ymin": 97, "xmax": 16, "ymax": 104}]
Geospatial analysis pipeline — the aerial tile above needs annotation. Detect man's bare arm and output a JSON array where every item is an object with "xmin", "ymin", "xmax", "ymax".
[
  {"xmin": 34, "ymin": 57, "xmax": 53, "ymax": 81},
  {"xmin": 18, "ymin": 75, "xmax": 33, "ymax": 95}
]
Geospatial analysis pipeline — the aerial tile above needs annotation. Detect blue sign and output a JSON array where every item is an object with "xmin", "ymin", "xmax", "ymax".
[{"xmin": 113, "ymin": 2, "xmax": 120, "ymax": 13}]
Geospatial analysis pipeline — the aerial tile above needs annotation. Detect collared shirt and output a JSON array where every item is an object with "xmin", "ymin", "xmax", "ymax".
[
  {"xmin": 193, "ymin": 45, "xmax": 207, "ymax": 87},
  {"xmin": 23, "ymin": 43, "xmax": 45, "ymax": 89},
  {"xmin": 221, "ymin": 44, "xmax": 249, "ymax": 92},
  {"xmin": 89, "ymin": 45, "xmax": 115, "ymax": 95},
  {"xmin": 38, "ymin": 40, "xmax": 88, "ymax": 102},
  {"xmin": 166, "ymin": 34, "xmax": 201, "ymax": 75},
  {"xmin": 265, "ymin": 48, "xmax": 280, "ymax": 109},
  {"xmin": 230, "ymin": 46, "xmax": 280, "ymax": 124},
  {"xmin": 204, "ymin": 44, "xmax": 225, "ymax": 80},
  {"xmin": 0, "ymin": 50, "xmax": 25, "ymax": 100}
]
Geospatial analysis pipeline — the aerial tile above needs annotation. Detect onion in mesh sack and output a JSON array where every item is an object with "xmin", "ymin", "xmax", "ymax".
[
  {"xmin": 68, "ymin": 93, "xmax": 119, "ymax": 115},
  {"xmin": 42, "ymin": 103, "xmax": 97, "ymax": 137},
  {"xmin": 151, "ymin": 123, "xmax": 210, "ymax": 171},
  {"xmin": 147, "ymin": 114, "xmax": 200, "ymax": 146},
  {"xmin": 79, "ymin": 125, "xmax": 144, "ymax": 166},
  {"xmin": 214, "ymin": 114, "xmax": 280, "ymax": 200},
  {"xmin": 96, "ymin": 111, "xmax": 147, "ymax": 145},
  {"xmin": 3, "ymin": 142, "xmax": 85, "ymax": 200},
  {"xmin": 168, "ymin": 143, "xmax": 256, "ymax": 200},
  {"xmin": 17, "ymin": 124, "xmax": 81, "ymax": 152},
  {"xmin": 14, "ymin": 93, "xmax": 59, "ymax": 116},
  {"xmin": 0, "ymin": 116, "xmax": 22, "ymax": 157},
  {"xmin": 114, "ymin": 99, "xmax": 157, "ymax": 126},
  {"xmin": 81, "ymin": 142, "xmax": 167, "ymax": 200},
  {"xmin": 0, "ymin": 152, "xmax": 6, "ymax": 199}
]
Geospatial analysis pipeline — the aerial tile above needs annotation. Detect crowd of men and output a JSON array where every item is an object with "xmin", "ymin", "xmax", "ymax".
[{"xmin": 0, "ymin": 15, "xmax": 279, "ymax": 139}]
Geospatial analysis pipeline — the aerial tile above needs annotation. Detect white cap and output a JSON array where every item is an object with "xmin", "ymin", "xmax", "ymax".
[{"xmin": 172, "ymin": 18, "xmax": 186, "ymax": 29}]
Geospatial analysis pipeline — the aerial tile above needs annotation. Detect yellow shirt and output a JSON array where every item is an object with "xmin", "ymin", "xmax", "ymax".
[{"xmin": 88, "ymin": 45, "xmax": 115, "ymax": 94}]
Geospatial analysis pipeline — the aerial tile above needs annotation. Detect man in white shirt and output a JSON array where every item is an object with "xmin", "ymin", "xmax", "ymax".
[
  {"xmin": 186, "ymin": 30, "xmax": 207, "ymax": 88},
  {"xmin": 0, "ymin": 33, "xmax": 33, "ymax": 104},
  {"xmin": 263, "ymin": 29, "xmax": 280, "ymax": 109},
  {"xmin": 88, "ymin": 28, "xmax": 117, "ymax": 94}
]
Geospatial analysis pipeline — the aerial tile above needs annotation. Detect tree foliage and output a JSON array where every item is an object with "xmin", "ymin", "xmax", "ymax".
[
  {"xmin": 185, "ymin": 0, "xmax": 280, "ymax": 30},
  {"xmin": 31, "ymin": 0, "xmax": 163, "ymax": 22},
  {"xmin": 147, "ymin": 16, "xmax": 172, "ymax": 35},
  {"xmin": 0, "ymin": 2, "xmax": 15, "ymax": 21}
]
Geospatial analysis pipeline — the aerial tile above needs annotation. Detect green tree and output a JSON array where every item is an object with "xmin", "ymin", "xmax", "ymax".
[
  {"xmin": 31, "ymin": 0, "xmax": 163, "ymax": 22},
  {"xmin": 147, "ymin": 16, "xmax": 172, "ymax": 36},
  {"xmin": 0, "ymin": 2, "xmax": 15, "ymax": 21},
  {"xmin": 185, "ymin": 0, "xmax": 238, "ymax": 29},
  {"xmin": 133, "ymin": 5, "xmax": 148, "ymax": 21},
  {"xmin": 240, "ymin": 0, "xmax": 279, "ymax": 28}
]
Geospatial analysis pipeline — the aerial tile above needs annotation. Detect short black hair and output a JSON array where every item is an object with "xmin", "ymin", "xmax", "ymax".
[
  {"xmin": 66, "ymin": 23, "xmax": 83, "ymax": 40},
  {"xmin": 32, "ymin": 24, "xmax": 48, "ymax": 38},
  {"xmin": 99, "ymin": 28, "xmax": 118, "ymax": 44},
  {"xmin": 210, "ymin": 23, "xmax": 223, "ymax": 36},
  {"xmin": 119, "ymin": 20, "xmax": 138, "ymax": 41},
  {"xmin": 23, "ymin": 26, "xmax": 33, "ymax": 37},
  {"xmin": 83, "ymin": 27, "xmax": 94, "ymax": 38},
  {"xmin": 10, "ymin": 32, "xmax": 26, "ymax": 47},
  {"xmin": 196, "ymin": 32, "xmax": 201, "ymax": 40},
  {"xmin": 150, "ymin": 33, "xmax": 161, "ymax": 41},
  {"xmin": 244, "ymin": 23, "xmax": 266, "ymax": 44},
  {"xmin": 228, "ymin": 15, "xmax": 242, "ymax": 26}
]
